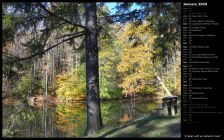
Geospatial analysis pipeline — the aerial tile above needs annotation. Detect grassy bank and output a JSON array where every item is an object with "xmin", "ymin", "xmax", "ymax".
[{"xmin": 90, "ymin": 111, "xmax": 181, "ymax": 138}]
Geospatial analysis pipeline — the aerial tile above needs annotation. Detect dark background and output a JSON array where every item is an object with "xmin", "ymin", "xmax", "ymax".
[{"xmin": 181, "ymin": 1, "xmax": 224, "ymax": 138}]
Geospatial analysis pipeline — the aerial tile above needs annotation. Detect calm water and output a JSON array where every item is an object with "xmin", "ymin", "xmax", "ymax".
[{"xmin": 2, "ymin": 98, "xmax": 180, "ymax": 138}]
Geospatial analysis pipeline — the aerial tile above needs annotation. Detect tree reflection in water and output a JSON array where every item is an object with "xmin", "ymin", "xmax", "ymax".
[{"xmin": 3, "ymin": 98, "xmax": 180, "ymax": 137}]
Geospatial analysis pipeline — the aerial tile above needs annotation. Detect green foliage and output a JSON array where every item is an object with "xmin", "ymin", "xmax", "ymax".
[
  {"xmin": 2, "ymin": 14, "xmax": 15, "ymax": 44},
  {"xmin": 2, "ymin": 54, "xmax": 20, "ymax": 82},
  {"xmin": 176, "ymin": 65, "xmax": 181, "ymax": 95},
  {"xmin": 12, "ymin": 101, "xmax": 35, "ymax": 124},
  {"xmin": 2, "ymin": 98, "xmax": 55, "ymax": 137},
  {"xmin": 2, "ymin": 8, "xmax": 25, "ymax": 46},
  {"xmin": 99, "ymin": 73, "xmax": 111, "ymax": 99},
  {"xmin": 145, "ymin": 3, "xmax": 181, "ymax": 97},
  {"xmin": 98, "ymin": 23, "xmax": 123, "ymax": 99},
  {"xmin": 22, "ymin": 39, "xmax": 44, "ymax": 55},
  {"xmin": 164, "ymin": 78, "xmax": 175, "ymax": 93},
  {"xmin": 164, "ymin": 63, "xmax": 181, "ymax": 96},
  {"xmin": 12, "ymin": 73, "xmax": 43, "ymax": 98},
  {"xmin": 100, "ymin": 101, "xmax": 125, "ymax": 126},
  {"xmin": 99, "ymin": 72, "xmax": 123, "ymax": 99},
  {"xmin": 2, "ymin": 129, "xmax": 15, "ymax": 137},
  {"xmin": 139, "ymin": 86, "xmax": 156, "ymax": 95},
  {"xmin": 135, "ymin": 102, "xmax": 156, "ymax": 113},
  {"xmin": 2, "ymin": 53, "xmax": 33, "ymax": 88}
]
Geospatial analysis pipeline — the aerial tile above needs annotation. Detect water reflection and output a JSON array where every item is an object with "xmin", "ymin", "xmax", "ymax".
[
  {"xmin": 2, "ymin": 98, "xmax": 180, "ymax": 137},
  {"xmin": 2, "ymin": 101, "xmax": 68, "ymax": 138}
]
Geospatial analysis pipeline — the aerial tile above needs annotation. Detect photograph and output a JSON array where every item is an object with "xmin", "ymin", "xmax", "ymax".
[{"xmin": 2, "ymin": 2, "xmax": 181, "ymax": 138}]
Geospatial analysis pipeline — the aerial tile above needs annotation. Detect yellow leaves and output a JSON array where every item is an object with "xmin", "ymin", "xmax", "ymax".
[
  {"xmin": 119, "ymin": 72, "xmax": 151, "ymax": 95},
  {"xmin": 117, "ymin": 21, "xmax": 156, "ymax": 96},
  {"xmin": 55, "ymin": 66, "xmax": 86, "ymax": 100},
  {"xmin": 102, "ymin": 5, "xmax": 109, "ymax": 13},
  {"xmin": 118, "ymin": 21, "xmax": 157, "ymax": 46},
  {"xmin": 99, "ymin": 48, "xmax": 116, "ymax": 60},
  {"xmin": 98, "ymin": 35, "xmax": 118, "ymax": 78},
  {"xmin": 149, "ymin": 35, "xmax": 158, "ymax": 45},
  {"xmin": 123, "ymin": 23, "xmax": 136, "ymax": 35},
  {"xmin": 55, "ymin": 103, "xmax": 86, "ymax": 136},
  {"xmin": 117, "ymin": 45, "xmax": 151, "ymax": 73},
  {"xmin": 118, "ymin": 23, "xmax": 135, "ymax": 42},
  {"xmin": 112, "ymin": 23, "xmax": 121, "ymax": 30},
  {"xmin": 136, "ymin": 23, "xmax": 150, "ymax": 37}
]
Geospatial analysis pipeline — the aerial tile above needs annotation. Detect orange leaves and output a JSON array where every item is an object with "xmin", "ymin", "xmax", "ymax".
[{"xmin": 119, "ymin": 114, "xmax": 132, "ymax": 123}]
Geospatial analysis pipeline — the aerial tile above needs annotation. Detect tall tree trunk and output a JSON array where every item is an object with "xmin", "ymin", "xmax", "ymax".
[
  {"xmin": 84, "ymin": 3, "xmax": 103, "ymax": 136},
  {"xmin": 44, "ymin": 104, "xmax": 48, "ymax": 137},
  {"xmin": 53, "ymin": 49, "xmax": 56, "ymax": 94},
  {"xmin": 31, "ymin": 59, "xmax": 35, "ymax": 95},
  {"xmin": 45, "ymin": 61, "xmax": 48, "ymax": 99}
]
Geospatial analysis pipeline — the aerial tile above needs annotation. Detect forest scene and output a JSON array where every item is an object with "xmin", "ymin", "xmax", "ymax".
[{"xmin": 2, "ymin": 2, "xmax": 181, "ymax": 138}]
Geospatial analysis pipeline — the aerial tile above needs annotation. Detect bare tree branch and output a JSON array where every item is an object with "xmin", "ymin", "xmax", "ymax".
[
  {"xmin": 98, "ymin": 10, "xmax": 141, "ymax": 19},
  {"xmin": 55, "ymin": 31, "xmax": 85, "ymax": 39},
  {"xmin": 38, "ymin": 3, "xmax": 87, "ymax": 30},
  {"xmin": 20, "ymin": 32, "xmax": 85, "ymax": 61}
]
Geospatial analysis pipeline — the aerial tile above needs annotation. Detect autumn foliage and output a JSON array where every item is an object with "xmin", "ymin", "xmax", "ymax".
[{"xmin": 117, "ymin": 22, "xmax": 156, "ymax": 96}]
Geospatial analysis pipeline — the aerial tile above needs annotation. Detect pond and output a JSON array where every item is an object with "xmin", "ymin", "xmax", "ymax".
[{"xmin": 2, "ymin": 98, "xmax": 180, "ymax": 138}]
